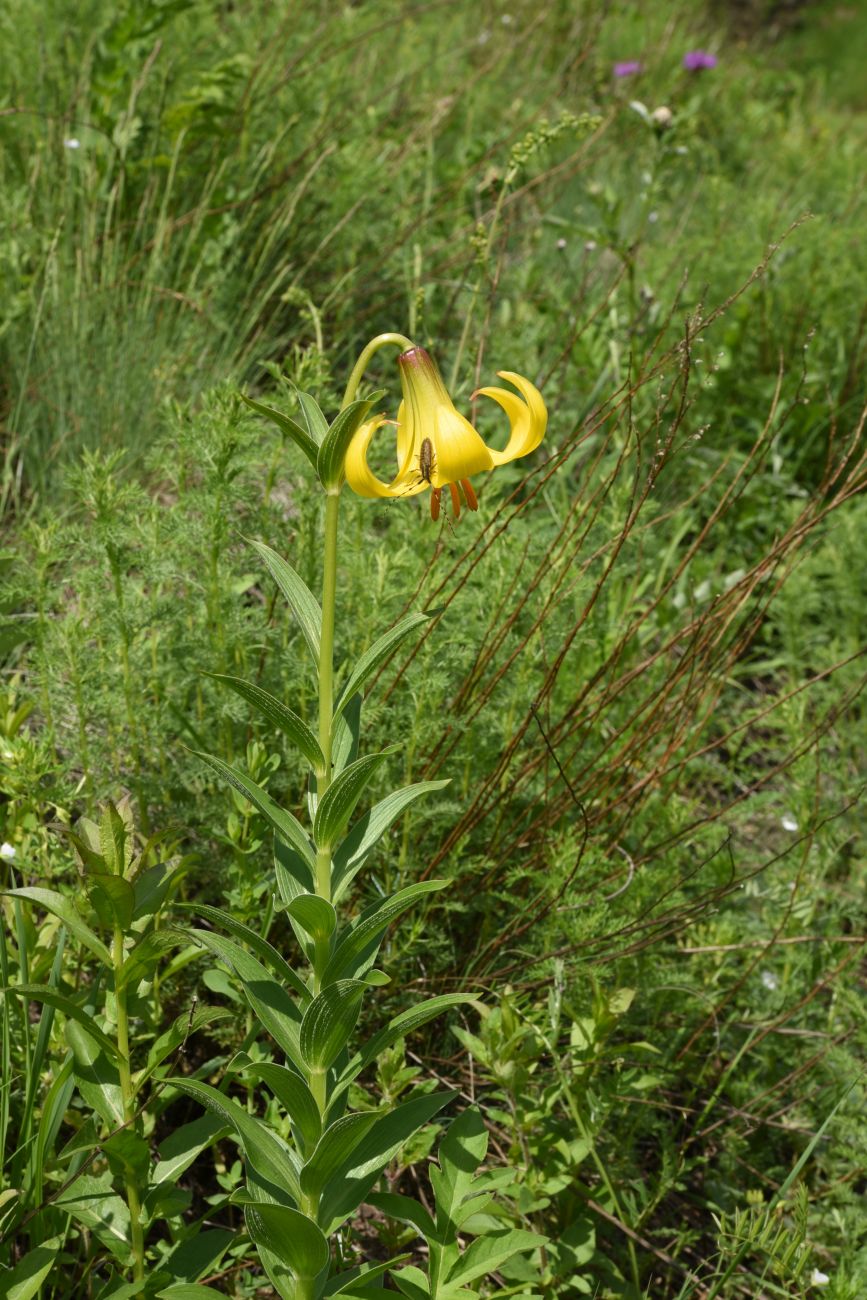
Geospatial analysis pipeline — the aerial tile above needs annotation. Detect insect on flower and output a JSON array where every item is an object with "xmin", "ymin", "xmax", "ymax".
[{"xmin": 345, "ymin": 346, "xmax": 546, "ymax": 521}]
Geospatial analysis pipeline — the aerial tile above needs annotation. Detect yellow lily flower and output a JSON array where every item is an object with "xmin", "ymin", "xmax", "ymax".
[{"xmin": 344, "ymin": 346, "xmax": 547, "ymax": 520}]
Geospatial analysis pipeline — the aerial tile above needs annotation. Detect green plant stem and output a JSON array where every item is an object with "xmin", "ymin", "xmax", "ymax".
[
  {"xmin": 314, "ymin": 491, "xmax": 340, "ymax": 912},
  {"xmin": 113, "ymin": 927, "xmax": 145, "ymax": 1287}
]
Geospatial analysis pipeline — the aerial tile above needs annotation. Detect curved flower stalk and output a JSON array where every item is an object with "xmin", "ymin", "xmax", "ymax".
[{"xmin": 345, "ymin": 345, "xmax": 547, "ymax": 520}]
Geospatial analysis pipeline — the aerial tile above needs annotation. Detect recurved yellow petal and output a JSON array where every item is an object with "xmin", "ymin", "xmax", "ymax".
[{"xmin": 474, "ymin": 371, "xmax": 547, "ymax": 467}]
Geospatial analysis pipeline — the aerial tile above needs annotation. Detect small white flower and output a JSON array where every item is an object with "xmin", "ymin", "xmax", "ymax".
[
  {"xmin": 648, "ymin": 210, "xmax": 659, "ymax": 223},
  {"xmin": 501, "ymin": 13, "xmax": 513, "ymax": 24},
  {"xmin": 810, "ymin": 1268, "xmax": 830, "ymax": 1286},
  {"xmin": 0, "ymin": 842, "xmax": 16, "ymax": 860},
  {"xmin": 585, "ymin": 240, "xmax": 597, "ymax": 252},
  {"xmin": 556, "ymin": 237, "xmax": 567, "ymax": 249},
  {"xmin": 781, "ymin": 813, "xmax": 799, "ymax": 832},
  {"xmin": 760, "ymin": 970, "xmax": 778, "ymax": 991},
  {"xmin": 64, "ymin": 137, "xmax": 81, "ymax": 149}
]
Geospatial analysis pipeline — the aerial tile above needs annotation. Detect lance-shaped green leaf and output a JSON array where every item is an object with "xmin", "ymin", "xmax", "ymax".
[
  {"xmin": 166, "ymin": 1077, "xmax": 301, "ymax": 1204},
  {"xmin": 174, "ymin": 902, "xmax": 310, "ymax": 1001},
  {"xmin": 300, "ymin": 980, "xmax": 367, "ymax": 1072},
  {"xmin": 1, "ymin": 888, "xmax": 111, "ymax": 965},
  {"xmin": 367, "ymin": 1191, "xmax": 437, "ymax": 1242},
  {"xmin": 191, "ymin": 749, "xmax": 314, "ymax": 868},
  {"xmin": 324, "ymin": 1256, "xmax": 412, "ymax": 1297},
  {"xmin": 320, "ymin": 1091, "xmax": 454, "ymax": 1232},
  {"xmin": 317, "ymin": 394, "xmax": 382, "ymax": 491},
  {"xmin": 331, "ymin": 781, "xmax": 449, "ymax": 902},
  {"xmin": 5, "ymin": 985, "xmax": 120, "ymax": 1062},
  {"xmin": 0, "ymin": 1237, "xmax": 61, "ymax": 1300},
  {"xmin": 313, "ymin": 749, "xmax": 395, "ymax": 850},
  {"xmin": 205, "ymin": 673, "xmax": 325, "ymax": 772},
  {"xmin": 66, "ymin": 1021, "xmax": 124, "ymax": 1128},
  {"xmin": 189, "ymin": 929, "xmax": 304, "ymax": 1067},
  {"xmin": 157, "ymin": 1284, "xmax": 229, "ymax": 1299},
  {"xmin": 240, "ymin": 394, "xmax": 320, "ymax": 471},
  {"xmin": 299, "ymin": 1111, "xmax": 379, "ymax": 1203},
  {"xmin": 285, "ymin": 894, "xmax": 336, "ymax": 944},
  {"xmin": 334, "ymin": 611, "xmax": 435, "ymax": 721},
  {"xmin": 248, "ymin": 539, "xmax": 321, "ymax": 666},
  {"xmin": 337, "ymin": 994, "xmax": 472, "ymax": 1093},
  {"xmin": 118, "ymin": 927, "xmax": 191, "ymax": 991},
  {"xmin": 238, "ymin": 1061, "xmax": 321, "ymax": 1153},
  {"xmin": 295, "ymin": 388, "xmax": 329, "ymax": 443},
  {"xmin": 152, "ymin": 1113, "xmax": 229, "ymax": 1185},
  {"xmin": 391, "ymin": 1266, "xmax": 431, "ymax": 1300},
  {"xmin": 332, "ymin": 691, "xmax": 362, "ymax": 776},
  {"xmin": 238, "ymin": 1199, "xmax": 329, "ymax": 1281},
  {"xmin": 445, "ymin": 1229, "xmax": 545, "ymax": 1289},
  {"xmin": 99, "ymin": 802, "xmax": 131, "ymax": 877},
  {"xmin": 139, "ymin": 1004, "xmax": 233, "ymax": 1088},
  {"xmin": 323, "ymin": 880, "xmax": 448, "ymax": 985},
  {"xmin": 431, "ymin": 1107, "xmax": 488, "ymax": 1241}
]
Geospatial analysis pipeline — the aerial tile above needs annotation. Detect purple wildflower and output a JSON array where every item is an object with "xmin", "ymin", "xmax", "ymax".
[
  {"xmin": 614, "ymin": 60, "xmax": 642, "ymax": 79},
  {"xmin": 683, "ymin": 50, "xmax": 718, "ymax": 71}
]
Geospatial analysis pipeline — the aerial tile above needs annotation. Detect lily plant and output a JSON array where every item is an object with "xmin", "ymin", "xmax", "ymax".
[{"xmin": 170, "ymin": 332, "xmax": 548, "ymax": 1299}]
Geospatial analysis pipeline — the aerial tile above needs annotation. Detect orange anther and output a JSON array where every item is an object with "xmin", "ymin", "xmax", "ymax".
[
  {"xmin": 430, "ymin": 488, "xmax": 442, "ymax": 521},
  {"xmin": 461, "ymin": 478, "xmax": 478, "ymax": 511},
  {"xmin": 449, "ymin": 482, "xmax": 461, "ymax": 519}
]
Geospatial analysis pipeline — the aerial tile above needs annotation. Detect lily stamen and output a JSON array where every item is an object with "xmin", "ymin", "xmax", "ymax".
[{"xmin": 449, "ymin": 483, "xmax": 461, "ymax": 519}]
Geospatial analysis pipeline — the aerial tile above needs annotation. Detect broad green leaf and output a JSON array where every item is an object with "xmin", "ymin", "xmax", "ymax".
[
  {"xmin": 152, "ymin": 1113, "xmax": 228, "ymax": 1185},
  {"xmin": 66, "ymin": 1021, "xmax": 124, "ymax": 1128},
  {"xmin": 0, "ymin": 1237, "xmax": 61, "ymax": 1300},
  {"xmin": 331, "ymin": 781, "xmax": 449, "ymax": 902},
  {"xmin": 166, "ymin": 1077, "xmax": 301, "ymax": 1203},
  {"xmin": 55, "ymin": 1171, "xmax": 131, "ymax": 1261},
  {"xmin": 188, "ymin": 929, "xmax": 304, "ymax": 1067},
  {"xmin": 1, "ymin": 888, "xmax": 111, "ymax": 965},
  {"xmin": 132, "ymin": 861, "xmax": 178, "ymax": 920},
  {"xmin": 206, "ymin": 673, "xmax": 325, "ymax": 772},
  {"xmin": 317, "ymin": 395, "xmax": 380, "ymax": 491},
  {"xmin": 313, "ymin": 750, "xmax": 394, "ymax": 849},
  {"xmin": 103, "ymin": 1128, "xmax": 150, "ymax": 1184},
  {"xmin": 320, "ymin": 1092, "xmax": 453, "ymax": 1232},
  {"xmin": 240, "ymin": 394, "xmax": 320, "ymax": 470},
  {"xmin": 367, "ymin": 1191, "xmax": 436, "ymax": 1242},
  {"xmin": 299, "ymin": 1112, "xmax": 378, "ymax": 1201},
  {"xmin": 323, "ymin": 880, "xmax": 448, "ymax": 985},
  {"xmin": 238, "ymin": 1199, "xmax": 329, "ymax": 1280},
  {"xmin": 339, "ymin": 995, "xmax": 472, "ymax": 1090},
  {"xmin": 295, "ymin": 388, "xmax": 329, "ymax": 443},
  {"xmin": 391, "ymin": 1267, "xmax": 431, "ymax": 1300},
  {"xmin": 240, "ymin": 1061, "xmax": 321, "ymax": 1152},
  {"xmin": 334, "ymin": 611, "xmax": 434, "ymax": 720},
  {"xmin": 6, "ymin": 985, "xmax": 120, "ymax": 1061},
  {"xmin": 174, "ymin": 902, "xmax": 310, "ymax": 1001},
  {"xmin": 300, "ymin": 980, "xmax": 367, "ymax": 1072},
  {"xmin": 88, "ymin": 873, "xmax": 135, "ymax": 929},
  {"xmin": 249, "ymin": 539, "xmax": 321, "ymax": 665},
  {"xmin": 445, "ymin": 1229, "xmax": 544, "ymax": 1288},
  {"xmin": 432, "ymin": 1107, "xmax": 488, "ymax": 1241},
  {"xmin": 285, "ymin": 894, "xmax": 336, "ymax": 943},
  {"xmin": 191, "ymin": 749, "xmax": 314, "ymax": 867}
]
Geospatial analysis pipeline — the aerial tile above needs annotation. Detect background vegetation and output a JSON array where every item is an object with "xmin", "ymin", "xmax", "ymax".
[{"xmin": 1, "ymin": 0, "xmax": 865, "ymax": 1296}]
